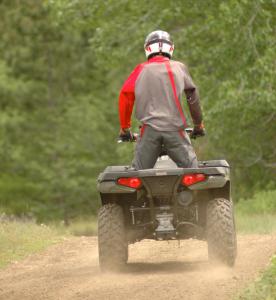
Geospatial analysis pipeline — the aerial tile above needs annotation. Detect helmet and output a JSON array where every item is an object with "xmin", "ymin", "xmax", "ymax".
[{"xmin": 144, "ymin": 30, "xmax": 174, "ymax": 59}]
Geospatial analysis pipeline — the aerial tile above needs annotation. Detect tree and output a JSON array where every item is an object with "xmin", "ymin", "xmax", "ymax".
[{"xmin": 0, "ymin": 0, "xmax": 275, "ymax": 221}]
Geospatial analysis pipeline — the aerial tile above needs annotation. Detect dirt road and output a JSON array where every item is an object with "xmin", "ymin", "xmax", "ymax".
[{"xmin": 0, "ymin": 235, "xmax": 275, "ymax": 300}]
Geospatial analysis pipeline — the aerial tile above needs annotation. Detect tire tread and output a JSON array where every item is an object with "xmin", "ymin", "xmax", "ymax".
[
  {"xmin": 206, "ymin": 198, "xmax": 237, "ymax": 266},
  {"xmin": 98, "ymin": 203, "xmax": 127, "ymax": 271}
]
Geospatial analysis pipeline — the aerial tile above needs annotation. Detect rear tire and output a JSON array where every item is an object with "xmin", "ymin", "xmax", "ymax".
[
  {"xmin": 206, "ymin": 198, "xmax": 237, "ymax": 267},
  {"xmin": 98, "ymin": 203, "xmax": 128, "ymax": 271}
]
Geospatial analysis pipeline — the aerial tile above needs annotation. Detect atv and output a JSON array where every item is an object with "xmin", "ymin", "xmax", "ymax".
[{"xmin": 97, "ymin": 129, "xmax": 237, "ymax": 271}]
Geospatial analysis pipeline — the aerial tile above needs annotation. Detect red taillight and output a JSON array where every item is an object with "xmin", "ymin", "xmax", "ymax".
[
  {"xmin": 117, "ymin": 177, "xmax": 142, "ymax": 189},
  {"xmin": 182, "ymin": 173, "xmax": 206, "ymax": 186}
]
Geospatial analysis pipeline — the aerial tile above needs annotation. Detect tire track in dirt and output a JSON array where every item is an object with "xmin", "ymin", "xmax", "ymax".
[{"xmin": 0, "ymin": 235, "xmax": 275, "ymax": 300}]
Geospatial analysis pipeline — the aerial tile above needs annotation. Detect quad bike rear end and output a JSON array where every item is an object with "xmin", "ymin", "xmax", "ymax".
[{"xmin": 97, "ymin": 155, "xmax": 237, "ymax": 271}]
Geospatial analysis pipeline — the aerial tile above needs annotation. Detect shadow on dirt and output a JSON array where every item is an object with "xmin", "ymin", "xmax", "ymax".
[{"xmin": 122, "ymin": 260, "xmax": 210, "ymax": 274}]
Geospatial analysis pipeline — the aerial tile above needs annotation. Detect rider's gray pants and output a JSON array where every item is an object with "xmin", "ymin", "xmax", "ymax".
[{"xmin": 132, "ymin": 125, "xmax": 198, "ymax": 170}]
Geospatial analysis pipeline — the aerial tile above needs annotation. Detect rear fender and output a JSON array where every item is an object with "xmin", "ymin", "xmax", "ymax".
[
  {"xmin": 196, "ymin": 181, "xmax": 231, "ymax": 228},
  {"xmin": 195, "ymin": 181, "xmax": 231, "ymax": 202},
  {"xmin": 209, "ymin": 181, "xmax": 231, "ymax": 201},
  {"xmin": 188, "ymin": 174, "xmax": 229, "ymax": 191}
]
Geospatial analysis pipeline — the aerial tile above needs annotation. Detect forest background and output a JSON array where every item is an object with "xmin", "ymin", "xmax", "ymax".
[{"xmin": 0, "ymin": 0, "xmax": 275, "ymax": 222}]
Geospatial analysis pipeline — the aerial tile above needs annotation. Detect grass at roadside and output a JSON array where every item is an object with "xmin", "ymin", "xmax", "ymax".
[
  {"xmin": 235, "ymin": 190, "xmax": 276, "ymax": 300},
  {"xmin": 54, "ymin": 216, "xmax": 98, "ymax": 237},
  {"xmin": 237, "ymin": 256, "xmax": 276, "ymax": 300},
  {"xmin": 0, "ymin": 215, "xmax": 97, "ymax": 269},
  {"xmin": 0, "ymin": 220, "xmax": 64, "ymax": 268},
  {"xmin": 235, "ymin": 213, "xmax": 276, "ymax": 234},
  {"xmin": 235, "ymin": 190, "xmax": 276, "ymax": 234}
]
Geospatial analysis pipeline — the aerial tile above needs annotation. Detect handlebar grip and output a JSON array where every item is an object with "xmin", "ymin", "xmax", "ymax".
[
  {"xmin": 117, "ymin": 133, "xmax": 138, "ymax": 143},
  {"xmin": 185, "ymin": 128, "xmax": 193, "ymax": 134}
]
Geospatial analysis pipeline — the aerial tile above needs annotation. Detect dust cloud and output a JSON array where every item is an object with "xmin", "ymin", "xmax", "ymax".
[{"xmin": 0, "ymin": 235, "xmax": 275, "ymax": 300}]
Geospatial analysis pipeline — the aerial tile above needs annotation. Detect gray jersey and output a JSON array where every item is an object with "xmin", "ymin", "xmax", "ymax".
[{"xmin": 134, "ymin": 58, "xmax": 202, "ymax": 131}]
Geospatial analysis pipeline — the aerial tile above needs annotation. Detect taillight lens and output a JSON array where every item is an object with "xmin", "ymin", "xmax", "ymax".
[
  {"xmin": 182, "ymin": 173, "xmax": 206, "ymax": 186},
  {"xmin": 117, "ymin": 177, "xmax": 142, "ymax": 189}
]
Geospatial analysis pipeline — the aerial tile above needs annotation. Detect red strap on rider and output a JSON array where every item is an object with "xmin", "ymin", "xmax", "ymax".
[{"xmin": 165, "ymin": 61, "xmax": 187, "ymax": 128}]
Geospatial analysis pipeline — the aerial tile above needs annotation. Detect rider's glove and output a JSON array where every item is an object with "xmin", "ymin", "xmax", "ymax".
[
  {"xmin": 119, "ymin": 128, "xmax": 135, "ymax": 142},
  {"xmin": 190, "ymin": 122, "xmax": 205, "ymax": 139}
]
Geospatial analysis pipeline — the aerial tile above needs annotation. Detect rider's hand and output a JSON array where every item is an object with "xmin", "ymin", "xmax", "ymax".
[
  {"xmin": 119, "ymin": 128, "xmax": 134, "ymax": 142},
  {"xmin": 119, "ymin": 128, "xmax": 128, "ymax": 136},
  {"xmin": 190, "ymin": 122, "xmax": 205, "ymax": 139}
]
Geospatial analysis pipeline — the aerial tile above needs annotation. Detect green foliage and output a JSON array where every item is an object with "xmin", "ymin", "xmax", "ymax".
[
  {"xmin": 0, "ymin": 0, "xmax": 275, "ymax": 220},
  {"xmin": 238, "ymin": 255, "xmax": 276, "ymax": 300}
]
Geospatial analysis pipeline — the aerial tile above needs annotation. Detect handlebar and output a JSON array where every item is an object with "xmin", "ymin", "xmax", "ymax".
[
  {"xmin": 184, "ymin": 128, "xmax": 193, "ymax": 134},
  {"xmin": 117, "ymin": 133, "xmax": 138, "ymax": 143},
  {"xmin": 118, "ymin": 128, "xmax": 195, "ymax": 143}
]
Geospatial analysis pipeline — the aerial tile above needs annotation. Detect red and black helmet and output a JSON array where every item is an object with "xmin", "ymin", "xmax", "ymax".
[{"xmin": 144, "ymin": 30, "xmax": 174, "ymax": 59}]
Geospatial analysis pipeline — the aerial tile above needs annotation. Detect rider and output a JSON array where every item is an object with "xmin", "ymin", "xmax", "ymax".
[{"xmin": 119, "ymin": 30, "xmax": 205, "ymax": 170}]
